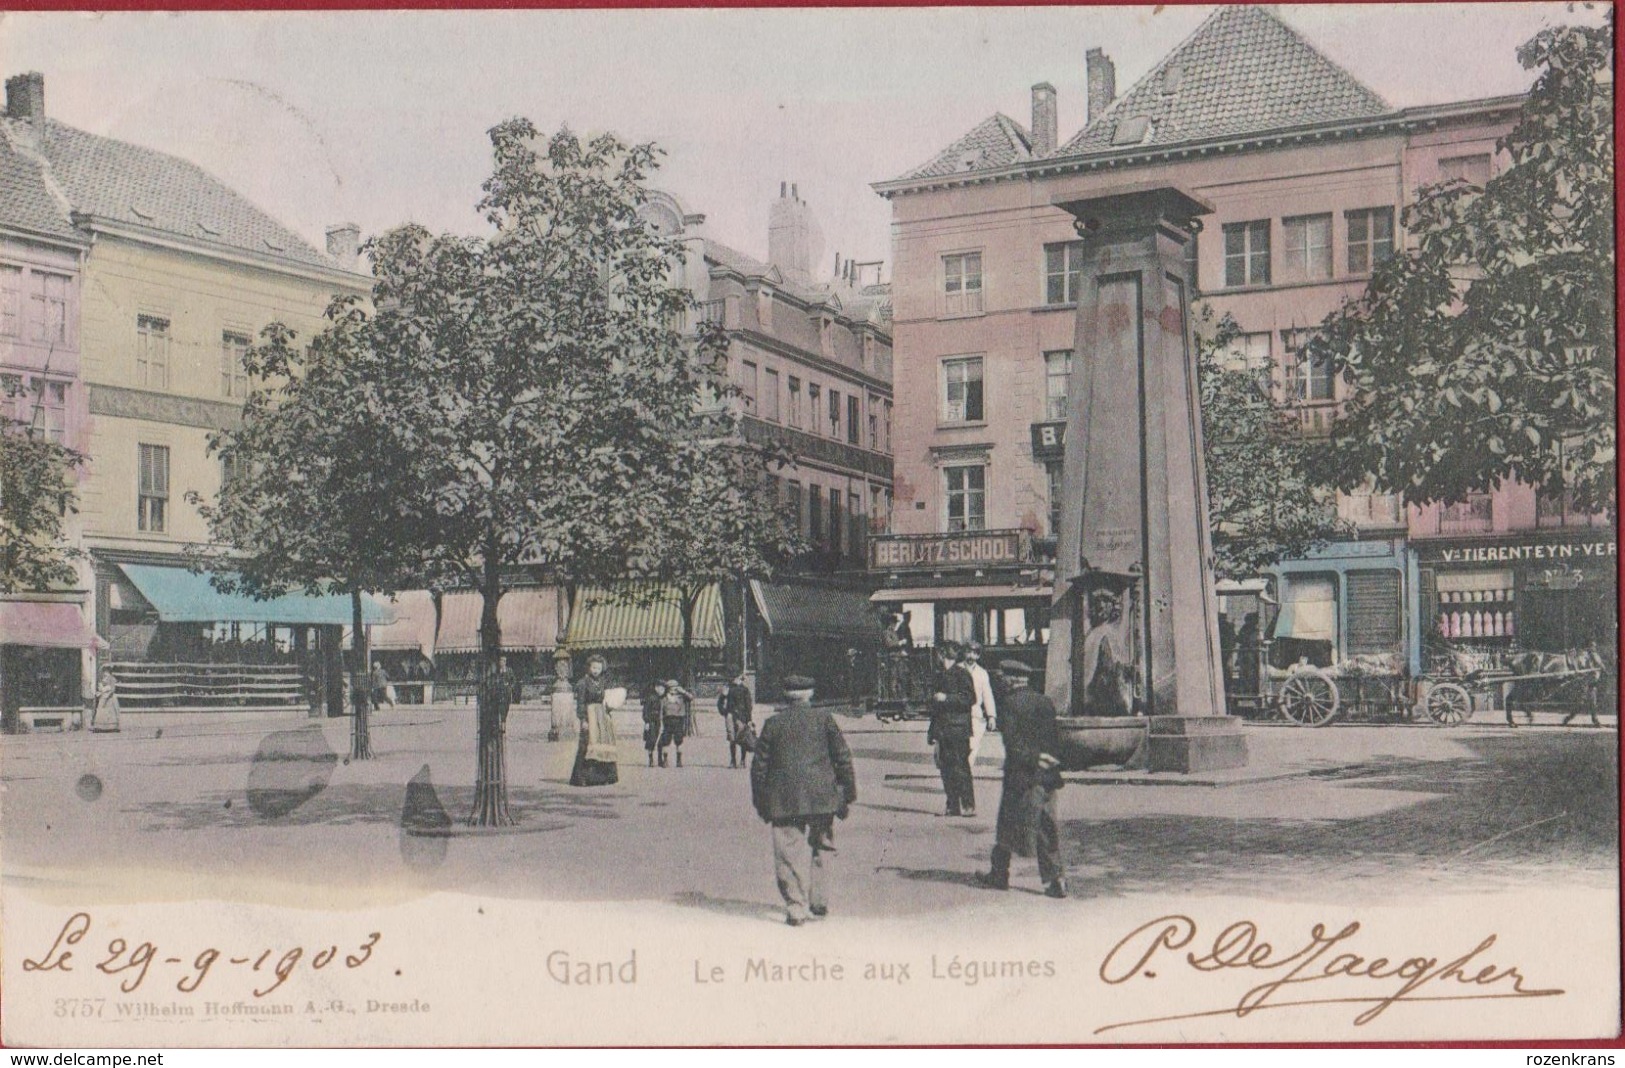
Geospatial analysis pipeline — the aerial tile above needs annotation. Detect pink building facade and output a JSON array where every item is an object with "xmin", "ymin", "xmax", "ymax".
[{"xmin": 870, "ymin": 6, "xmax": 1614, "ymax": 684}]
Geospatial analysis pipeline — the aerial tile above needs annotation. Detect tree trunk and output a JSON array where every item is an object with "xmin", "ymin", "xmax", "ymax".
[
  {"xmin": 350, "ymin": 589, "xmax": 374, "ymax": 760},
  {"xmin": 469, "ymin": 563, "xmax": 513, "ymax": 827}
]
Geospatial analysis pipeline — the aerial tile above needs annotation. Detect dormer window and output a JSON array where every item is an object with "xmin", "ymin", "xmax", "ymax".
[{"xmin": 756, "ymin": 287, "xmax": 774, "ymax": 332}]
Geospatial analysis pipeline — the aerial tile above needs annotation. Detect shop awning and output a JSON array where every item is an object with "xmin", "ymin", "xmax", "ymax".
[
  {"xmin": 870, "ymin": 584, "xmax": 1052, "ymax": 604},
  {"xmin": 368, "ymin": 590, "xmax": 439, "ymax": 657},
  {"xmin": 117, "ymin": 564, "xmax": 391, "ymax": 626},
  {"xmin": 0, "ymin": 600, "xmax": 96, "ymax": 648},
  {"xmin": 436, "ymin": 588, "xmax": 560, "ymax": 654},
  {"xmin": 565, "ymin": 584, "xmax": 724, "ymax": 650},
  {"xmin": 1273, "ymin": 576, "xmax": 1336, "ymax": 642},
  {"xmin": 753, "ymin": 581, "xmax": 874, "ymax": 639}
]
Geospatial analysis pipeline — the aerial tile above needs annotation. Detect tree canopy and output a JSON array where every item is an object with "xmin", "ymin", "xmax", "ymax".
[
  {"xmin": 1196, "ymin": 306, "xmax": 1350, "ymax": 579},
  {"xmin": 0, "ymin": 410, "xmax": 85, "ymax": 594},
  {"xmin": 1310, "ymin": 14, "xmax": 1615, "ymax": 516}
]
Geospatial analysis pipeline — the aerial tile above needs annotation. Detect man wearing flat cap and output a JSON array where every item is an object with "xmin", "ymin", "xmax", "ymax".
[
  {"xmin": 978, "ymin": 659, "xmax": 1067, "ymax": 898},
  {"xmin": 751, "ymin": 675, "xmax": 858, "ymax": 926}
]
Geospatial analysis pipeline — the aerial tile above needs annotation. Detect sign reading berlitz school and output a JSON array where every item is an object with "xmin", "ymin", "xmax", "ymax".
[{"xmin": 870, "ymin": 530, "xmax": 1031, "ymax": 571}]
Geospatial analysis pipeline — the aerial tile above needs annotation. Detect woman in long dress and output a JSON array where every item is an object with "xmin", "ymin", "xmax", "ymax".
[
  {"xmin": 569, "ymin": 655, "xmax": 619, "ymax": 786},
  {"xmin": 90, "ymin": 667, "xmax": 121, "ymax": 733}
]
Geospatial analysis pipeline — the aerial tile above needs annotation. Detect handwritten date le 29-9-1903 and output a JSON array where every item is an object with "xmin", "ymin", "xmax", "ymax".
[{"xmin": 23, "ymin": 912, "xmax": 382, "ymax": 998}]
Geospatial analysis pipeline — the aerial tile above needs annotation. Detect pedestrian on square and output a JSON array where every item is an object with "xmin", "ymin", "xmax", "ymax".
[
  {"xmin": 641, "ymin": 679, "xmax": 666, "ymax": 766},
  {"xmin": 657, "ymin": 678, "xmax": 693, "ymax": 768},
  {"xmin": 570, "ymin": 654, "xmax": 620, "ymax": 787},
  {"xmin": 750, "ymin": 674, "xmax": 857, "ymax": 926},
  {"xmin": 90, "ymin": 666, "xmax": 121, "ymax": 733},
  {"xmin": 928, "ymin": 641, "xmax": 977, "ymax": 817},
  {"xmin": 977, "ymin": 660, "xmax": 1067, "ymax": 898},
  {"xmin": 370, "ymin": 659, "xmax": 396, "ymax": 709},
  {"xmin": 720, "ymin": 672, "xmax": 755, "ymax": 769},
  {"xmin": 963, "ymin": 641, "xmax": 998, "ymax": 766}
]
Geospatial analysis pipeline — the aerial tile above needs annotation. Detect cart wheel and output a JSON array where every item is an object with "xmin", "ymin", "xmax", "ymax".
[
  {"xmin": 1425, "ymin": 682, "xmax": 1473, "ymax": 726},
  {"xmin": 1279, "ymin": 669, "xmax": 1340, "ymax": 727}
]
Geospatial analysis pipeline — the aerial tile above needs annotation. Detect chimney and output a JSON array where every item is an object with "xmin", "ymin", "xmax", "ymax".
[
  {"xmin": 767, "ymin": 181, "xmax": 824, "ymax": 285},
  {"xmin": 325, "ymin": 222, "xmax": 361, "ymax": 268},
  {"xmin": 1030, "ymin": 82, "xmax": 1057, "ymax": 156},
  {"xmin": 1086, "ymin": 48, "xmax": 1117, "ymax": 125},
  {"xmin": 5, "ymin": 72, "xmax": 45, "ymax": 123}
]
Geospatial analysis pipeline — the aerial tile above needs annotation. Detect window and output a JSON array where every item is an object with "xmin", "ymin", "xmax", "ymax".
[
  {"xmin": 0, "ymin": 373, "xmax": 22, "ymax": 424},
  {"xmin": 1044, "ymin": 350, "xmax": 1072, "ymax": 421},
  {"xmin": 1341, "ymin": 484, "xmax": 1401, "ymax": 526},
  {"xmin": 1222, "ymin": 333, "xmax": 1272, "ymax": 373},
  {"xmin": 1346, "ymin": 208, "xmax": 1395, "ymax": 275},
  {"xmin": 1284, "ymin": 331, "xmax": 1333, "ymax": 403},
  {"xmin": 221, "ymin": 331, "xmax": 250, "ymax": 399},
  {"xmin": 738, "ymin": 361, "xmax": 758, "ymax": 414},
  {"xmin": 762, "ymin": 369, "xmax": 780, "ymax": 422},
  {"xmin": 1439, "ymin": 154, "xmax": 1491, "ymax": 187},
  {"xmin": 942, "ymin": 356, "xmax": 985, "ymax": 423},
  {"xmin": 847, "ymin": 395, "xmax": 860, "ymax": 445},
  {"xmin": 30, "ymin": 272, "xmax": 68, "ymax": 344},
  {"xmin": 221, "ymin": 451, "xmax": 240, "ymax": 488},
  {"xmin": 882, "ymin": 401, "xmax": 892, "ymax": 453},
  {"xmin": 1043, "ymin": 242, "xmax": 1086, "ymax": 305},
  {"xmin": 1537, "ymin": 488, "xmax": 1603, "ymax": 528},
  {"xmin": 787, "ymin": 480, "xmax": 804, "ymax": 534},
  {"xmin": 943, "ymin": 252, "xmax": 983, "ymax": 316},
  {"xmin": 1046, "ymin": 460, "xmax": 1064, "ymax": 537},
  {"xmin": 1440, "ymin": 493, "xmax": 1493, "ymax": 534},
  {"xmin": 867, "ymin": 393, "xmax": 881, "ymax": 450},
  {"xmin": 1281, "ymin": 214, "xmax": 1333, "ymax": 282},
  {"xmin": 0, "ymin": 266, "xmax": 20, "ymax": 337},
  {"xmin": 809, "ymin": 488, "xmax": 823, "ymax": 546},
  {"xmin": 829, "ymin": 487, "xmax": 842, "ymax": 554},
  {"xmin": 28, "ymin": 379, "xmax": 67, "ymax": 443},
  {"xmin": 828, "ymin": 389, "xmax": 841, "ymax": 438},
  {"xmin": 138, "ymin": 443, "xmax": 170, "ymax": 533},
  {"xmin": 136, "ymin": 315, "xmax": 171, "ymax": 390},
  {"xmin": 807, "ymin": 384, "xmax": 821, "ymax": 432},
  {"xmin": 757, "ymin": 288, "xmax": 774, "ymax": 332},
  {"xmin": 786, "ymin": 376, "xmax": 802, "ymax": 429},
  {"xmin": 944, "ymin": 464, "xmax": 987, "ymax": 532},
  {"xmin": 1223, "ymin": 221, "xmax": 1271, "ymax": 287},
  {"xmin": 848, "ymin": 490, "xmax": 863, "ymax": 544}
]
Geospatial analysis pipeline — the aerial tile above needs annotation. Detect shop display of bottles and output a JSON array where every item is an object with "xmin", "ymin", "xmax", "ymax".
[{"xmin": 1436, "ymin": 588, "xmax": 1515, "ymax": 639}]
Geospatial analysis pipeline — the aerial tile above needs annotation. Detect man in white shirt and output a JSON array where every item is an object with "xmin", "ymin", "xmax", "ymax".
[{"xmin": 964, "ymin": 641, "xmax": 998, "ymax": 765}]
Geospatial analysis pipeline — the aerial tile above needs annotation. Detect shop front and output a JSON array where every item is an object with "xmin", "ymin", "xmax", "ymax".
[
  {"xmin": 868, "ymin": 529, "xmax": 1053, "ymax": 692},
  {"xmin": 1, "ymin": 597, "xmax": 97, "ymax": 732},
  {"xmin": 1415, "ymin": 531, "xmax": 1618, "ymax": 659},
  {"xmin": 748, "ymin": 579, "xmax": 885, "ymax": 701},
  {"xmin": 99, "ymin": 560, "xmax": 391, "ymax": 716},
  {"xmin": 432, "ymin": 587, "xmax": 562, "ymax": 701},
  {"xmin": 1260, "ymin": 539, "xmax": 1417, "ymax": 675}
]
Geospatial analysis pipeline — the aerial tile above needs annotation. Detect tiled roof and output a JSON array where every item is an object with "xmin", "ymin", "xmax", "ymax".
[
  {"xmin": 704, "ymin": 239, "xmax": 890, "ymax": 329},
  {"xmin": 0, "ymin": 117, "xmax": 337, "ymax": 270},
  {"xmin": 896, "ymin": 112, "xmax": 1032, "ymax": 181},
  {"xmin": 1058, "ymin": 6, "xmax": 1388, "ymax": 156},
  {"xmin": 0, "ymin": 127, "xmax": 79, "ymax": 242}
]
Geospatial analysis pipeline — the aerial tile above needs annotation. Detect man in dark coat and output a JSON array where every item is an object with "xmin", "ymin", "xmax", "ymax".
[
  {"xmin": 978, "ymin": 660, "xmax": 1067, "ymax": 898},
  {"xmin": 750, "ymin": 675, "xmax": 857, "ymax": 926},
  {"xmin": 928, "ymin": 642, "xmax": 978, "ymax": 817},
  {"xmin": 720, "ymin": 672, "xmax": 755, "ymax": 768}
]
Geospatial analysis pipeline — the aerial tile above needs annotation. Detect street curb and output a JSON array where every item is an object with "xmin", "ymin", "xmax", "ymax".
[{"xmin": 882, "ymin": 762, "xmax": 1373, "ymax": 789}]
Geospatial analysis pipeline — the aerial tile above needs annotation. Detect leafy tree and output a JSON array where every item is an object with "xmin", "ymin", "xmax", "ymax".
[
  {"xmin": 1310, "ymin": 14, "xmax": 1615, "ymax": 515},
  {"xmin": 190, "ymin": 307, "xmax": 426, "ymax": 761},
  {"xmin": 627, "ymin": 406, "xmax": 804, "ymax": 688},
  {"xmin": 1195, "ymin": 306, "xmax": 1350, "ymax": 578},
  {"xmin": 353, "ymin": 121, "xmax": 732, "ymax": 825},
  {"xmin": 0, "ymin": 412, "xmax": 84, "ymax": 594}
]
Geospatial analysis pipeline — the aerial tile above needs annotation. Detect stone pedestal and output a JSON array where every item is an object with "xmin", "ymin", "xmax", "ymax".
[{"xmin": 1043, "ymin": 184, "xmax": 1247, "ymax": 773}]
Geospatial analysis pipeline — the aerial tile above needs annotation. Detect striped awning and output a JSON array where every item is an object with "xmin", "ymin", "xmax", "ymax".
[
  {"xmin": 0, "ymin": 600, "xmax": 96, "ymax": 649},
  {"xmin": 368, "ymin": 590, "xmax": 439, "ymax": 657},
  {"xmin": 565, "ymin": 584, "xmax": 725, "ymax": 650},
  {"xmin": 436, "ymin": 588, "xmax": 561, "ymax": 654},
  {"xmin": 753, "ymin": 581, "xmax": 875, "ymax": 640}
]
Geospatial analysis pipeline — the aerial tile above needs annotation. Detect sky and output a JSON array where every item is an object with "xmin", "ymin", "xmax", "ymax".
[{"xmin": 0, "ymin": 4, "xmax": 1600, "ymax": 279}]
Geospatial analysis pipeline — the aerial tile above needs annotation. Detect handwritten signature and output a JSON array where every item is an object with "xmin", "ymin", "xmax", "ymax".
[
  {"xmin": 1096, "ymin": 914, "xmax": 1564, "ymax": 1035},
  {"xmin": 22, "ymin": 912, "xmax": 381, "ymax": 998}
]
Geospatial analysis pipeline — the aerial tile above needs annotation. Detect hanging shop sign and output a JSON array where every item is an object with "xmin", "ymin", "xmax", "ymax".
[
  {"xmin": 870, "ymin": 530, "xmax": 1032, "ymax": 572},
  {"xmin": 1418, "ymin": 538, "xmax": 1616, "ymax": 565},
  {"xmin": 1030, "ymin": 421, "xmax": 1067, "ymax": 460}
]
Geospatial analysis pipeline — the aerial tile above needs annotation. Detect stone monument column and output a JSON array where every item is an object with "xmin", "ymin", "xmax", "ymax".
[{"xmin": 1043, "ymin": 185, "xmax": 1247, "ymax": 773}]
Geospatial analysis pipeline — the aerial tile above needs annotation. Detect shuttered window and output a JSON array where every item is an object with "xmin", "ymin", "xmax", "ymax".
[{"xmin": 1346, "ymin": 569, "xmax": 1401, "ymax": 656}]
